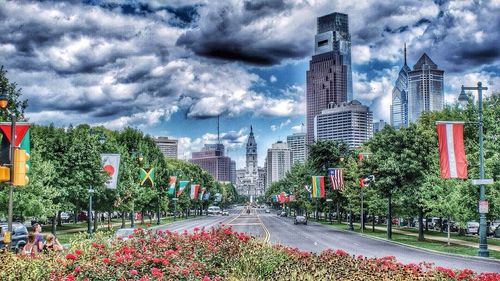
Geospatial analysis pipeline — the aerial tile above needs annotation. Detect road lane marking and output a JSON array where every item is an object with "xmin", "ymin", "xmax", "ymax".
[{"xmin": 256, "ymin": 211, "xmax": 270, "ymax": 243}]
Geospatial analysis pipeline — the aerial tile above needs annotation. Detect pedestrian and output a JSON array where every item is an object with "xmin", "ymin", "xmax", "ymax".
[
  {"xmin": 43, "ymin": 233, "xmax": 63, "ymax": 252},
  {"xmin": 22, "ymin": 232, "xmax": 37, "ymax": 257},
  {"xmin": 32, "ymin": 223, "xmax": 44, "ymax": 253}
]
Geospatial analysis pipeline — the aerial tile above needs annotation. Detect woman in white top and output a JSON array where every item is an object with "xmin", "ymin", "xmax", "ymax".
[{"xmin": 22, "ymin": 232, "xmax": 37, "ymax": 256}]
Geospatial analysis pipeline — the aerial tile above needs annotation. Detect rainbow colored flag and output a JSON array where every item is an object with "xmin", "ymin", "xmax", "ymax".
[{"xmin": 311, "ymin": 176, "xmax": 325, "ymax": 198}]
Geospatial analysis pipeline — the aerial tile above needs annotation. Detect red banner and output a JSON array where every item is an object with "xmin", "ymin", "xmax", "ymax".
[{"xmin": 436, "ymin": 122, "xmax": 467, "ymax": 179}]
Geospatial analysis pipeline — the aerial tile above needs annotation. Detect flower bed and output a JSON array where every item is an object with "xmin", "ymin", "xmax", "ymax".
[{"xmin": 0, "ymin": 226, "xmax": 498, "ymax": 280}]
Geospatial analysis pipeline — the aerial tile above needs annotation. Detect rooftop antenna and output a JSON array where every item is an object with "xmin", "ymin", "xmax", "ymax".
[
  {"xmin": 301, "ymin": 122, "xmax": 305, "ymax": 133},
  {"xmin": 217, "ymin": 114, "xmax": 220, "ymax": 145},
  {"xmin": 404, "ymin": 43, "xmax": 407, "ymax": 66}
]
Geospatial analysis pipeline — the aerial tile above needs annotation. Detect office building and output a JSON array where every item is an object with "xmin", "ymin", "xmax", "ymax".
[
  {"xmin": 314, "ymin": 100, "xmax": 373, "ymax": 148},
  {"xmin": 287, "ymin": 132, "xmax": 306, "ymax": 164},
  {"xmin": 265, "ymin": 141, "xmax": 293, "ymax": 188},
  {"xmin": 154, "ymin": 137, "xmax": 178, "ymax": 159},
  {"xmin": 407, "ymin": 53, "xmax": 444, "ymax": 123},
  {"xmin": 306, "ymin": 12, "xmax": 352, "ymax": 146},
  {"xmin": 373, "ymin": 120, "xmax": 388, "ymax": 133},
  {"xmin": 189, "ymin": 144, "xmax": 233, "ymax": 183},
  {"xmin": 390, "ymin": 45, "xmax": 410, "ymax": 128}
]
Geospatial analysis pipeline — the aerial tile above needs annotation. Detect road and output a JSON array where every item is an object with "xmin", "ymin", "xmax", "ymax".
[{"xmin": 155, "ymin": 207, "xmax": 499, "ymax": 273}]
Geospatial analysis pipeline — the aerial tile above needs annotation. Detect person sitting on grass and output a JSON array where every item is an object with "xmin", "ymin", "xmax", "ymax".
[
  {"xmin": 43, "ymin": 233, "xmax": 63, "ymax": 252},
  {"xmin": 22, "ymin": 232, "xmax": 37, "ymax": 256}
]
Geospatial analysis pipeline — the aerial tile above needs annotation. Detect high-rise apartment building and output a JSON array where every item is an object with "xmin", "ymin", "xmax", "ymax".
[
  {"xmin": 154, "ymin": 137, "xmax": 178, "ymax": 159},
  {"xmin": 390, "ymin": 45, "xmax": 410, "ymax": 128},
  {"xmin": 407, "ymin": 53, "xmax": 444, "ymax": 123},
  {"xmin": 189, "ymin": 144, "xmax": 233, "ymax": 182},
  {"xmin": 265, "ymin": 141, "xmax": 292, "ymax": 188},
  {"xmin": 306, "ymin": 12, "xmax": 352, "ymax": 146},
  {"xmin": 286, "ymin": 132, "xmax": 306, "ymax": 164},
  {"xmin": 314, "ymin": 101, "xmax": 373, "ymax": 148}
]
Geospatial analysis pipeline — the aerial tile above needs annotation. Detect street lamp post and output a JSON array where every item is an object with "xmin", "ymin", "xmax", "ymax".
[
  {"xmin": 458, "ymin": 82, "xmax": 489, "ymax": 257},
  {"xmin": 0, "ymin": 90, "xmax": 16, "ymax": 250},
  {"xmin": 87, "ymin": 130, "xmax": 105, "ymax": 238},
  {"xmin": 129, "ymin": 150, "xmax": 143, "ymax": 228}
]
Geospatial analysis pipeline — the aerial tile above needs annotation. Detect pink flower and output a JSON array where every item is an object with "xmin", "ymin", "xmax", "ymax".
[
  {"xmin": 74, "ymin": 266, "xmax": 81, "ymax": 273},
  {"xmin": 74, "ymin": 249, "xmax": 82, "ymax": 255},
  {"xmin": 130, "ymin": 269, "xmax": 138, "ymax": 275},
  {"xmin": 64, "ymin": 274, "xmax": 75, "ymax": 281},
  {"xmin": 202, "ymin": 276, "xmax": 211, "ymax": 281},
  {"xmin": 65, "ymin": 253, "xmax": 77, "ymax": 260}
]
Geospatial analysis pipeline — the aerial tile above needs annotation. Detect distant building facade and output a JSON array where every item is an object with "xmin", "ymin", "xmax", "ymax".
[
  {"xmin": 265, "ymin": 141, "xmax": 292, "ymax": 188},
  {"xmin": 314, "ymin": 100, "xmax": 373, "ymax": 148},
  {"xmin": 373, "ymin": 120, "xmax": 388, "ymax": 133},
  {"xmin": 306, "ymin": 12, "xmax": 352, "ymax": 146},
  {"xmin": 235, "ymin": 126, "xmax": 265, "ymax": 198},
  {"xmin": 189, "ymin": 144, "xmax": 233, "ymax": 183},
  {"xmin": 407, "ymin": 53, "xmax": 444, "ymax": 123},
  {"xmin": 287, "ymin": 132, "xmax": 306, "ymax": 165},
  {"xmin": 155, "ymin": 137, "xmax": 178, "ymax": 159}
]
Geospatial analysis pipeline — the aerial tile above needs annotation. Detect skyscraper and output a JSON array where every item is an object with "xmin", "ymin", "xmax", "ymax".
[
  {"xmin": 314, "ymin": 100, "xmax": 373, "ymax": 148},
  {"xmin": 154, "ymin": 137, "xmax": 178, "ymax": 159},
  {"xmin": 236, "ymin": 126, "xmax": 265, "ymax": 198},
  {"xmin": 265, "ymin": 141, "xmax": 292, "ymax": 188},
  {"xmin": 407, "ymin": 53, "xmax": 444, "ymax": 123},
  {"xmin": 306, "ymin": 12, "xmax": 352, "ymax": 146},
  {"xmin": 390, "ymin": 44, "xmax": 410, "ymax": 128},
  {"xmin": 287, "ymin": 132, "xmax": 306, "ymax": 164},
  {"xmin": 189, "ymin": 144, "xmax": 233, "ymax": 182}
]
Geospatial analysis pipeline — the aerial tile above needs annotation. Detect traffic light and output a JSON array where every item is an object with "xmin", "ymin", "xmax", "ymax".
[
  {"xmin": 13, "ymin": 149, "xmax": 29, "ymax": 186},
  {"xmin": 0, "ymin": 166, "xmax": 9, "ymax": 182}
]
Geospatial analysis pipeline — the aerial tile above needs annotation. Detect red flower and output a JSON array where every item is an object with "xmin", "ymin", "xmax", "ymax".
[
  {"xmin": 130, "ymin": 269, "xmax": 138, "ymax": 275},
  {"xmin": 133, "ymin": 260, "xmax": 141, "ymax": 266},
  {"xmin": 181, "ymin": 268, "xmax": 189, "ymax": 275},
  {"xmin": 74, "ymin": 266, "xmax": 81, "ymax": 273},
  {"xmin": 65, "ymin": 253, "xmax": 77, "ymax": 260},
  {"xmin": 202, "ymin": 276, "xmax": 211, "ymax": 281},
  {"xmin": 64, "ymin": 274, "xmax": 75, "ymax": 281},
  {"xmin": 102, "ymin": 258, "xmax": 110, "ymax": 264},
  {"xmin": 91, "ymin": 242, "xmax": 98, "ymax": 248},
  {"xmin": 74, "ymin": 249, "xmax": 82, "ymax": 255}
]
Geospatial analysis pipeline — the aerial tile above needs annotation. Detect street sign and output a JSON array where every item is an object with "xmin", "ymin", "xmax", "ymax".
[
  {"xmin": 472, "ymin": 179, "xmax": 494, "ymax": 185},
  {"xmin": 326, "ymin": 199, "xmax": 333, "ymax": 202},
  {"xmin": 479, "ymin": 200, "xmax": 488, "ymax": 214},
  {"xmin": 172, "ymin": 198, "xmax": 178, "ymax": 201}
]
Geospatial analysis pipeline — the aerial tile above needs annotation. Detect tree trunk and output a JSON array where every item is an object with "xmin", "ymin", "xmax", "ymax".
[
  {"xmin": 387, "ymin": 193, "xmax": 392, "ymax": 240},
  {"xmin": 93, "ymin": 211, "xmax": 98, "ymax": 232},
  {"xmin": 440, "ymin": 217, "xmax": 444, "ymax": 233},
  {"xmin": 372, "ymin": 215, "xmax": 375, "ymax": 232},
  {"xmin": 336, "ymin": 202, "xmax": 341, "ymax": 223},
  {"xmin": 140, "ymin": 210, "xmax": 145, "ymax": 225},
  {"xmin": 418, "ymin": 207, "xmax": 425, "ymax": 241},
  {"xmin": 121, "ymin": 212, "xmax": 126, "ymax": 228},
  {"xmin": 447, "ymin": 216, "xmax": 451, "ymax": 246},
  {"xmin": 425, "ymin": 216, "xmax": 429, "ymax": 231},
  {"xmin": 74, "ymin": 208, "xmax": 78, "ymax": 224},
  {"xmin": 147, "ymin": 211, "xmax": 152, "ymax": 224},
  {"xmin": 51, "ymin": 215, "xmax": 57, "ymax": 235},
  {"xmin": 108, "ymin": 211, "xmax": 112, "ymax": 230},
  {"xmin": 57, "ymin": 210, "xmax": 63, "ymax": 226}
]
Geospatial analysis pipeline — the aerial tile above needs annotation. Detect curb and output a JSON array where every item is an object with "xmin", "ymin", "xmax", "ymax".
[{"xmin": 323, "ymin": 223, "xmax": 500, "ymax": 264}]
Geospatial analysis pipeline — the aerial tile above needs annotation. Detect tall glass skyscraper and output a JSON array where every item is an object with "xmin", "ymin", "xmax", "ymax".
[
  {"xmin": 390, "ymin": 45, "xmax": 410, "ymax": 128},
  {"xmin": 407, "ymin": 53, "xmax": 444, "ymax": 123},
  {"xmin": 306, "ymin": 12, "xmax": 352, "ymax": 146}
]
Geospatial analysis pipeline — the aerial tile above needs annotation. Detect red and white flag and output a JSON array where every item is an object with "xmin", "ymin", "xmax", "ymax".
[{"xmin": 436, "ymin": 122, "xmax": 467, "ymax": 179}]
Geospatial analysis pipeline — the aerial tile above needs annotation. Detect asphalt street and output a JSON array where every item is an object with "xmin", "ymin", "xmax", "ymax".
[{"xmin": 155, "ymin": 207, "xmax": 499, "ymax": 273}]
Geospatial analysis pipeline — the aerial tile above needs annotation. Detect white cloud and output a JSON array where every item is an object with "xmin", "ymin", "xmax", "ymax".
[{"xmin": 270, "ymin": 75, "xmax": 277, "ymax": 83}]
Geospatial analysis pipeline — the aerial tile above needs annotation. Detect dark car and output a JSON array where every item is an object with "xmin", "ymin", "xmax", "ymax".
[{"xmin": 0, "ymin": 222, "xmax": 28, "ymax": 253}]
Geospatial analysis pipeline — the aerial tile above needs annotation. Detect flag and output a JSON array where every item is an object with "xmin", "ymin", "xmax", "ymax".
[
  {"xmin": 167, "ymin": 176, "xmax": 177, "ymax": 196},
  {"xmin": 203, "ymin": 192, "xmax": 210, "ymax": 200},
  {"xmin": 328, "ymin": 168, "xmax": 344, "ymax": 190},
  {"xmin": 288, "ymin": 194, "xmax": 295, "ymax": 202},
  {"xmin": 278, "ymin": 192, "xmax": 287, "ymax": 203},
  {"xmin": 311, "ymin": 176, "xmax": 325, "ymax": 198},
  {"xmin": 190, "ymin": 184, "xmax": 200, "ymax": 200},
  {"xmin": 304, "ymin": 185, "xmax": 311, "ymax": 193},
  {"xmin": 139, "ymin": 168, "xmax": 155, "ymax": 186},
  {"xmin": 177, "ymin": 180, "xmax": 189, "ymax": 196},
  {"xmin": 436, "ymin": 122, "xmax": 467, "ymax": 179},
  {"xmin": 0, "ymin": 122, "xmax": 30, "ymax": 171},
  {"xmin": 359, "ymin": 178, "xmax": 365, "ymax": 188},
  {"xmin": 101, "ymin": 154, "xmax": 121, "ymax": 189},
  {"xmin": 198, "ymin": 187, "xmax": 206, "ymax": 200}
]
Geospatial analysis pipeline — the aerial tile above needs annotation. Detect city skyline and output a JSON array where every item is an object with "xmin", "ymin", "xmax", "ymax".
[{"xmin": 0, "ymin": 1, "xmax": 498, "ymax": 169}]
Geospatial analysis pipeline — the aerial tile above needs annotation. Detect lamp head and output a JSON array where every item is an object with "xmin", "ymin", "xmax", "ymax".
[
  {"xmin": 98, "ymin": 132, "xmax": 106, "ymax": 144},
  {"xmin": 0, "ymin": 90, "xmax": 8, "ymax": 109},
  {"xmin": 458, "ymin": 85, "xmax": 469, "ymax": 107}
]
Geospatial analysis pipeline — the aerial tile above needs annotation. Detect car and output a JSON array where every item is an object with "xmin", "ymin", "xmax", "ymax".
[
  {"xmin": 265, "ymin": 209, "xmax": 270, "ymax": 214},
  {"xmin": 294, "ymin": 216, "xmax": 307, "ymax": 225},
  {"xmin": 60, "ymin": 212, "xmax": 70, "ymax": 222},
  {"xmin": 428, "ymin": 217, "xmax": 441, "ymax": 230},
  {"xmin": 466, "ymin": 221, "xmax": 479, "ymax": 235},
  {"xmin": 280, "ymin": 211, "xmax": 288, "ymax": 217},
  {"xmin": 222, "ymin": 211, "xmax": 229, "ymax": 216},
  {"xmin": 489, "ymin": 220, "xmax": 500, "ymax": 235},
  {"xmin": 0, "ymin": 222, "xmax": 28, "ymax": 252},
  {"xmin": 114, "ymin": 228, "xmax": 135, "ymax": 241},
  {"xmin": 276, "ymin": 211, "xmax": 282, "ymax": 216},
  {"xmin": 208, "ymin": 206, "xmax": 222, "ymax": 215}
]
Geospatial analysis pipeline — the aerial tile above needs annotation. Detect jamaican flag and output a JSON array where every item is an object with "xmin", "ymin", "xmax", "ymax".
[{"xmin": 139, "ymin": 167, "xmax": 155, "ymax": 186}]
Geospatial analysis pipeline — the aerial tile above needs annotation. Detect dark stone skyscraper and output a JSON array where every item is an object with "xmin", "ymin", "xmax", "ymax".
[{"xmin": 306, "ymin": 12, "xmax": 351, "ymax": 146}]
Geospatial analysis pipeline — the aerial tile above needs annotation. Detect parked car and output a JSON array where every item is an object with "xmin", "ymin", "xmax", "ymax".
[
  {"xmin": 222, "ymin": 211, "xmax": 229, "ymax": 216},
  {"xmin": 0, "ymin": 222, "xmax": 28, "ymax": 252},
  {"xmin": 60, "ymin": 212, "xmax": 70, "ymax": 222},
  {"xmin": 265, "ymin": 209, "xmax": 270, "ymax": 214},
  {"xmin": 466, "ymin": 221, "xmax": 479, "ymax": 235},
  {"xmin": 208, "ymin": 206, "xmax": 222, "ymax": 215},
  {"xmin": 428, "ymin": 217, "xmax": 442, "ymax": 230},
  {"xmin": 489, "ymin": 220, "xmax": 500, "ymax": 235},
  {"xmin": 280, "ymin": 211, "xmax": 288, "ymax": 217},
  {"xmin": 442, "ymin": 220, "xmax": 459, "ymax": 232},
  {"xmin": 294, "ymin": 215, "xmax": 307, "ymax": 225},
  {"xmin": 276, "ymin": 210, "xmax": 282, "ymax": 216}
]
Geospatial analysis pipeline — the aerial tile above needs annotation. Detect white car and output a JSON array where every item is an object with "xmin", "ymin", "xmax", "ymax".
[
  {"xmin": 208, "ymin": 206, "xmax": 222, "ymax": 215},
  {"xmin": 466, "ymin": 221, "xmax": 479, "ymax": 235}
]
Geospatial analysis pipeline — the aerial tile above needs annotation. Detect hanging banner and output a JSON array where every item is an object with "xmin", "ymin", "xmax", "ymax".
[
  {"xmin": 177, "ymin": 180, "xmax": 189, "ymax": 196},
  {"xmin": 168, "ymin": 176, "xmax": 177, "ymax": 196},
  {"xmin": 101, "ymin": 154, "xmax": 120, "ymax": 189},
  {"xmin": 436, "ymin": 121, "xmax": 467, "ymax": 179},
  {"xmin": 311, "ymin": 176, "xmax": 325, "ymax": 198},
  {"xmin": 198, "ymin": 187, "xmax": 207, "ymax": 200},
  {"xmin": 190, "ymin": 184, "xmax": 200, "ymax": 200},
  {"xmin": 0, "ymin": 123, "xmax": 30, "ymax": 168},
  {"xmin": 328, "ymin": 168, "xmax": 344, "ymax": 190},
  {"xmin": 139, "ymin": 168, "xmax": 155, "ymax": 186}
]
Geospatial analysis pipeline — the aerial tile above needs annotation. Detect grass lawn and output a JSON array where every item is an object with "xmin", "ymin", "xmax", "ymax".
[{"xmin": 319, "ymin": 221, "xmax": 500, "ymax": 259}]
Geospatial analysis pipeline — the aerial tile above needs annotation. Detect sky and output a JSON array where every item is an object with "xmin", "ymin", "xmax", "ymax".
[{"xmin": 0, "ymin": 0, "xmax": 499, "ymax": 169}]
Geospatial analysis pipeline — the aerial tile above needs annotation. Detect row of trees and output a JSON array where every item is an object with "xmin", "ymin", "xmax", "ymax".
[
  {"xmin": 0, "ymin": 67, "xmax": 241, "ymax": 232},
  {"xmin": 266, "ymin": 94, "xmax": 499, "ymax": 240}
]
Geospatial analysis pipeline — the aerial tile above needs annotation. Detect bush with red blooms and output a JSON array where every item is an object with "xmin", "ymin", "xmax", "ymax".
[{"xmin": 0, "ymin": 226, "xmax": 498, "ymax": 281}]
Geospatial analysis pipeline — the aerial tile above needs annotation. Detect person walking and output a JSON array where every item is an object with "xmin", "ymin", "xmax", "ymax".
[
  {"xmin": 32, "ymin": 223, "xmax": 44, "ymax": 253},
  {"xmin": 43, "ymin": 233, "xmax": 63, "ymax": 252},
  {"xmin": 22, "ymin": 232, "xmax": 37, "ymax": 256}
]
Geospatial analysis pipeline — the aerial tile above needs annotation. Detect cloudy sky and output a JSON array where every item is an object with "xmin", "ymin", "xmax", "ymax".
[{"xmin": 0, "ymin": 0, "xmax": 498, "ymax": 168}]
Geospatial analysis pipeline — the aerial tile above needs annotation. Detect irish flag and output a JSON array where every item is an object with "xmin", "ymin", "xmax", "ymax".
[
  {"xmin": 177, "ymin": 180, "xmax": 189, "ymax": 196},
  {"xmin": 436, "ymin": 121, "xmax": 467, "ymax": 179},
  {"xmin": 190, "ymin": 184, "xmax": 200, "ymax": 200},
  {"xmin": 311, "ymin": 176, "xmax": 325, "ymax": 198}
]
